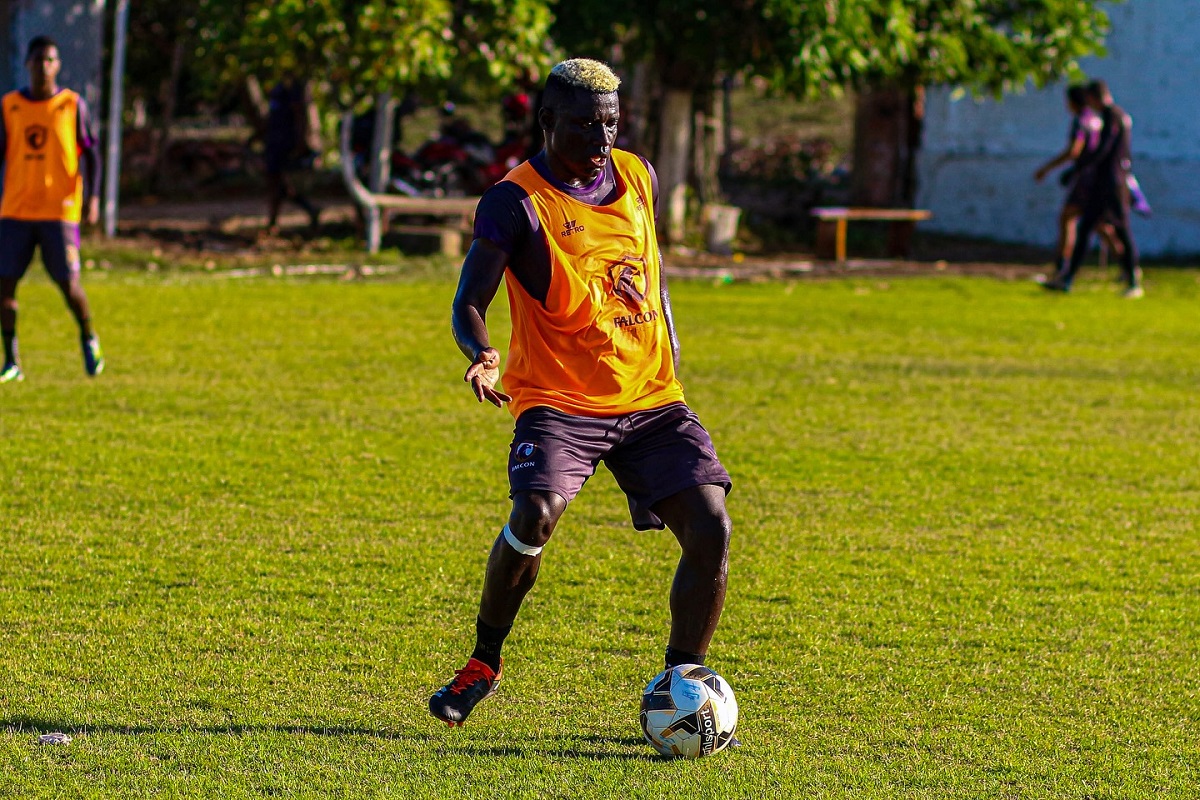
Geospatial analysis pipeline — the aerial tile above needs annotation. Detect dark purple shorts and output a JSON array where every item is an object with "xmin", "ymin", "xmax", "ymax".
[
  {"xmin": 0, "ymin": 219, "xmax": 82, "ymax": 282},
  {"xmin": 508, "ymin": 402, "xmax": 732, "ymax": 530}
]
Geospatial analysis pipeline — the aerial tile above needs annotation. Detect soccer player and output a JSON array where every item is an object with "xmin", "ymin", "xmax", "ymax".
[
  {"xmin": 1034, "ymin": 85, "xmax": 1105, "ymax": 277},
  {"xmin": 1043, "ymin": 80, "xmax": 1143, "ymax": 298},
  {"xmin": 262, "ymin": 73, "xmax": 320, "ymax": 235},
  {"xmin": 429, "ymin": 59, "xmax": 733, "ymax": 727},
  {"xmin": 0, "ymin": 35, "xmax": 104, "ymax": 382}
]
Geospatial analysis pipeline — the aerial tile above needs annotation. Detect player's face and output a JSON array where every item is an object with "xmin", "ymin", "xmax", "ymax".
[
  {"xmin": 544, "ymin": 91, "xmax": 619, "ymax": 186},
  {"xmin": 27, "ymin": 46, "xmax": 61, "ymax": 88}
]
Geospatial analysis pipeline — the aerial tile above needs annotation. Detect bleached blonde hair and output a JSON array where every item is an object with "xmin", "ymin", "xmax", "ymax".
[{"xmin": 548, "ymin": 58, "xmax": 621, "ymax": 94}]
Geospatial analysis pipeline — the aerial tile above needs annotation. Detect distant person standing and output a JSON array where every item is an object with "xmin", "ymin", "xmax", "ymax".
[
  {"xmin": 1043, "ymin": 80, "xmax": 1144, "ymax": 298},
  {"xmin": 263, "ymin": 73, "xmax": 320, "ymax": 235},
  {"xmin": 0, "ymin": 35, "xmax": 104, "ymax": 383}
]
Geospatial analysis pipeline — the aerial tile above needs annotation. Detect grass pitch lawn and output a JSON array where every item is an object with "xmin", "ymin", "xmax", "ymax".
[{"xmin": 1, "ymin": 265, "xmax": 1198, "ymax": 798}]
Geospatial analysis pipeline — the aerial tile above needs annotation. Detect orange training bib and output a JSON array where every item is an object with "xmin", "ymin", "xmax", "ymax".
[
  {"xmin": 501, "ymin": 149, "xmax": 684, "ymax": 418},
  {"xmin": 1, "ymin": 89, "xmax": 84, "ymax": 222}
]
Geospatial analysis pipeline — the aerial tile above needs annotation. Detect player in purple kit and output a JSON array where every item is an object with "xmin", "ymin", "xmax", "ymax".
[
  {"xmin": 0, "ymin": 36, "xmax": 104, "ymax": 382},
  {"xmin": 1035, "ymin": 85, "xmax": 1104, "ymax": 277},
  {"xmin": 1043, "ymin": 80, "xmax": 1144, "ymax": 297}
]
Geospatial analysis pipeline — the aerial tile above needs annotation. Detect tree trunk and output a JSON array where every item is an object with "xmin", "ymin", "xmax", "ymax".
[
  {"xmin": 622, "ymin": 60, "xmax": 653, "ymax": 155},
  {"xmin": 149, "ymin": 37, "xmax": 186, "ymax": 193},
  {"xmin": 301, "ymin": 79, "xmax": 323, "ymax": 155},
  {"xmin": 655, "ymin": 87, "xmax": 693, "ymax": 245},
  {"xmin": 243, "ymin": 75, "xmax": 268, "ymax": 135},
  {"xmin": 368, "ymin": 92, "xmax": 396, "ymax": 194},
  {"xmin": 693, "ymin": 78, "xmax": 724, "ymax": 207},
  {"xmin": 850, "ymin": 85, "xmax": 925, "ymax": 207}
]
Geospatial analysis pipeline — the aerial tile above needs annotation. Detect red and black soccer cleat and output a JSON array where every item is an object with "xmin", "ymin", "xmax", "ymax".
[{"xmin": 429, "ymin": 657, "xmax": 502, "ymax": 727}]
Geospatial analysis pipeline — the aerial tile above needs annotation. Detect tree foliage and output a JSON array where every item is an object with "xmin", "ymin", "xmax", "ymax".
[
  {"xmin": 839, "ymin": 0, "xmax": 1112, "ymax": 96},
  {"xmin": 553, "ymin": 0, "xmax": 1113, "ymax": 96},
  {"xmin": 194, "ymin": 0, "xmax": 555, "ymax": 108}
]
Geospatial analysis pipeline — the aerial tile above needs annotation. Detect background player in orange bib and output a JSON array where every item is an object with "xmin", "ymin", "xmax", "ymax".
[
  {"xmin": 430, "ymin": 59, "xmax": 734, "ymax": 728},
  {"xmin": 0, "ymin": 36, "xmax": 104, "ymax": 383}
]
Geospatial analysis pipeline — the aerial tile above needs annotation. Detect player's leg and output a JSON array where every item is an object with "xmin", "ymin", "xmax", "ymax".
[
  {"xmin": 265, "ymin": 169, "xmax": 285, "ymax": 233},
  {"xmin": 0, "ymin": 277, "xmax": 21, "ymax": 382},
  {"xmin": 1048, "ymin": 203, "xmax": 1101, "ymax": 291},
  {"xmin": 54, "ymin": 276, "xmax": 94, "ymax": 336},
  {"xmin": 430, "ymin": 407, "xmax": 601, "ymax": 726},
  {"xmin": 42, "ymin": 223, "xmax": 103, "ymax": 375},
  {"xmin": 1097, "ymin": 223, "xmax": 1124, "ymax": 259},
  {"xmin": 428, "ymin": 490, "xmax": 568, "ymax": 726},
  {"xmin": 269, "ymin": 167, "xmax": 318, "ymax": 231},
  {"xmin": 284, "ymin": 169, "xmax": 320, "ymax": 229},
  {"xmin": 1111, "ymin": 217, "xmax": 1142, "ymax": 295},
  {"xmin": 603, "ymin": 404, "xmax": 733, "ymax": 667},
  {"xmin": 1057, "ymin": 203, "xmax": 1080, "ymax": 270},
  {"xmin": 479, "ymin": 489, "xmax": 569, "ymax": 629},
  {"xmin": 60, "ymin": 275, "xmax": 104, "ymax": 376},
  {"xmin": 650, "ymin": 484, "xmax": 732, "ymax": 666},
  {"xmin": 0, "ymin": 220, "xmax": 37, "ymax": 382}
]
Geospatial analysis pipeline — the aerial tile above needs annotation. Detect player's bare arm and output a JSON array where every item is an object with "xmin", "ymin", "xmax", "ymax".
[
  {"xmin": 77, "ymin": 98, "xmax": 101, "ymax": 225},
  {"xmin": 452, "ymin": 238, "xmax": 513, "ymax": 407},
  {"xmin": 1035, "ymin": 137, "xmax": 1085, "ymax": 182}
]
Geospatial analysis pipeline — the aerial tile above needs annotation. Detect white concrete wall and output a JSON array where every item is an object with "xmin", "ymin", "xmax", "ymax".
[{"xmin": 917, "ymin": 0, "xmax": 1200, "ymax": 257}]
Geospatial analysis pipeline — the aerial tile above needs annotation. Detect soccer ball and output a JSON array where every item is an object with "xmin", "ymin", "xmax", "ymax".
[{"xmin": 640, "ymin": 664, "xmax": 738, "ymax": 758}]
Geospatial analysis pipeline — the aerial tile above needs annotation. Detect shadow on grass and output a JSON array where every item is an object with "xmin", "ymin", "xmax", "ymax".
[
  {"xmin": 3, "ymin": 718, "xmax": 658, "ymax": 760},
  {"xmin": 1, "ymin": 716, "xmax": 434, "ymax": 743},
  {"xmin": 458, "ymin": 733, "xmax": 660, "ymax": 762}
]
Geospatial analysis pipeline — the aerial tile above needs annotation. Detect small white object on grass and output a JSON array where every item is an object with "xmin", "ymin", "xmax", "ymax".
[{"xmin": 37, "ymin": 732, "xmax": 72, "ymax": 745}]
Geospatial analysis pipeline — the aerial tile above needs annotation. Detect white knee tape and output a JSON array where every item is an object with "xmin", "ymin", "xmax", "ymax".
[{"xmin": 502, "ymin": 524, "xmax": 544, "ymax": 557}]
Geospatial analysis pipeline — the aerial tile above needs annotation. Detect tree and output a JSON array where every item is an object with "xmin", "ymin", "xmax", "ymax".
[
  {"xmin": 119, "ymin": 0, "xmax": 216, "ymax": 191},
  {"xmin": 553, "ymin": 0, "xmax": 1113, "ymax": 235},
  {"xmin": 552, "ymin": 0, "xmax": 903, "ymax": 241},
  {"xmin": 843, "ymin": 0, "xmax": 1113, "ymax": 206},
  {"xmin": 195, "ymin": 0, "xmax": 553, "ymax": 109}
]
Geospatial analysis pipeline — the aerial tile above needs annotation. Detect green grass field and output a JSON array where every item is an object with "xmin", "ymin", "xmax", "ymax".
[{"xmin": 1, "ymin": 264, "xmax": 1198, "ymax": 798}]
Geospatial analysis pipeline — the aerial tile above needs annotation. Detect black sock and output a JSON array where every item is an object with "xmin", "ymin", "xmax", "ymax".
[
  {"xmin": 470, "ymin": 617, "xmax": 511, "ymax": 672},
  {"xmin": 2, "ymin": 330, "xmax": 16, "ymax": 364},
  {"xmin": 665, "ymin": 646, "xmax": 705, "ymax": 670}
]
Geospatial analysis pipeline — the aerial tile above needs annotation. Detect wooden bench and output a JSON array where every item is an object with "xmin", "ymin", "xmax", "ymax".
[
  {"xmin": 372, "ymin": 194, "xmax": 478, "ymax": 257},
  {"xmin": 811, "ymin": 207, "xmax": 932, "ymax": 263},
  {"xmin": 338, "ymin": 110, "xmax": 479, "ymax": 256}
]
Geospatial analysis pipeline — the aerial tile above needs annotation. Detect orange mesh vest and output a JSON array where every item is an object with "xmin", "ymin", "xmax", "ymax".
[
  {"xmin": 1, "ymin": 89, "xmax": 84, "ymax": 222},
  {"xmin": 502, "ymin": 149, "xmax": 684, "ymax": 418}
]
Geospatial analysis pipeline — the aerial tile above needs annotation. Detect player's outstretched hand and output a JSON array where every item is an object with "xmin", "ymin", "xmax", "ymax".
[{"xmin": 464, "ymin": 347, "xmax": 512, "ymax": 408}]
